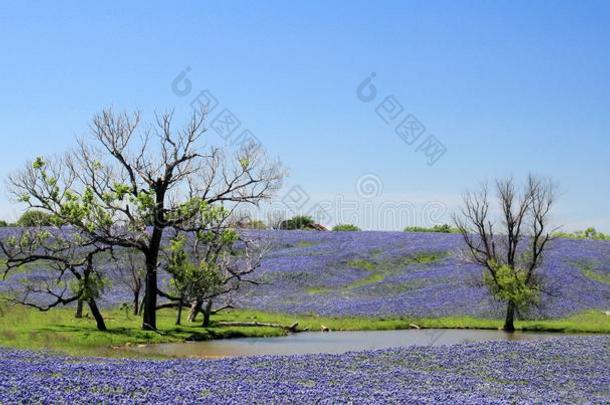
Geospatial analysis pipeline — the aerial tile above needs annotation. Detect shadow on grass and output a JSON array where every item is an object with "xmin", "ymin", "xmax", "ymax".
[{"xmin": 35, "ymin": 321, "xmax": 280, "ymax": 344}]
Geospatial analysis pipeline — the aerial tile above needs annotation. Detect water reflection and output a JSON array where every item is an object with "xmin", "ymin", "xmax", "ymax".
[{"xmin": 133, "ymin": 329, "xmax": 574, "ymax": 359}]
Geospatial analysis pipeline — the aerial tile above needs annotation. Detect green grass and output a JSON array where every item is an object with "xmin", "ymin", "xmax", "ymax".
[
  {"xmin": 514, "ymin": 311, "xmax": 610, "ymax": 333},
  {"xmin": 220, "ymin": 309, "xmax": 610, "ymax": 334},
  {"xmin": 310, "ymin": 252, "xmax": 449, "ymax": 293},
  {"xmin": 306, "ymin": 286, "xmax": 332, "ymax": 295},
  {"xmin": 348, "ymin": 273, "xmax": 386, "ymax": 288},
  {"xmin": 0, "ymin": 304, "xmax": 607, "ymax": 358},
  {"xmin": 0, "ymin": 305, "xmax": 284, "ymax": 358},
  {"xmin": 2, "ymin": 252, "xmax": 607, "ymax": 358},
  {"xmin": 583, "ymin": 268, "xmax": 610, "ymax": 285},
  {"xmin": 296, "ymin": 241, "xmax": 317, "ymax": 248},
  {"xmin": 576, "ymin": 260, "xmax": 610, "ymax": 285},
  {"xmin": 347, "ymin": 259, "xmax": 376, "ymax": 271}
]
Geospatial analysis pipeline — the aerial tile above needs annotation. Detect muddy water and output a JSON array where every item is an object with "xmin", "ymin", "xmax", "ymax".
[{"xmin": 133, "ymin": 329, "xmax": 574, "ymax": 358}]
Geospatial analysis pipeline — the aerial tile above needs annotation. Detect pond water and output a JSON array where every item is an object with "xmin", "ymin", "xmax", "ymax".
[{"xmin": 133, "ymin": 329, "xmax": 576, "ymax": 358}]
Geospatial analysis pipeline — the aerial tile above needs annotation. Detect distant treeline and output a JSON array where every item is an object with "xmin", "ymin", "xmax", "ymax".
[
  {"xmin": 2, "ymin": 212, "xmax": 607, "ymax": 241},
  {"xmin": 404, "ymin": 224, "xmax": 459, "ymax": 233},
  {"xmin": 0, "ymin": 210, "xmax": 54, "ymax": 228},
  {"xmin": 552, "ymin": 227, "xmax": 609, "ymax": 241},
  {"xmin": 402, "ymin": 223, "xmax": 610, "ymax": 240}
]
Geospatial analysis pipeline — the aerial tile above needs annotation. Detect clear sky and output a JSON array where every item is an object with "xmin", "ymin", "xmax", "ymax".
[{"xmin": 0, "ymin": 1, "xmax": 609, "ymax": 231}]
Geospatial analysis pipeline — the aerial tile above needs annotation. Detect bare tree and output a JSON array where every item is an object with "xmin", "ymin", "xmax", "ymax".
[
  {"xmin": 108, "ymin": 248, "xmax": 145, "ymax": 315},
  {"xmin": 266, "ymin": 210, "xmax": 287, "ymax": 230},
  {"xmin": 453, "ymin": 175, "xmax": 557, "ymax": 331},
  {"xmin": 0, "ymin": 228, "xmax": 110, "ymax": 330},
  {"xmin": 6, "ymin": 107, "xmax": 284, "ymax": 330}
]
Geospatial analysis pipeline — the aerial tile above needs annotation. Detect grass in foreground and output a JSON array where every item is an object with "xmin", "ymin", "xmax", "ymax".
[
  {"xmin": 0, "ymin": 305, "xmax": 284, "ymax": 358},
  {"xmin": 0, "ymin": 304, "xmax": 608, "ymax": 358}
]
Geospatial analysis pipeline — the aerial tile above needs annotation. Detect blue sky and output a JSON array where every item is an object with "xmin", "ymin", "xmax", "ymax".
[{"xmin": 0, "ymin": 1, "xmax": 609, "ymax": 231}]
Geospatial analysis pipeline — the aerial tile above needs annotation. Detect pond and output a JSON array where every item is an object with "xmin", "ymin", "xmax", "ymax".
[{"xmin": 133, "ymin": 329, "xmax": 578, "ymax": 358}]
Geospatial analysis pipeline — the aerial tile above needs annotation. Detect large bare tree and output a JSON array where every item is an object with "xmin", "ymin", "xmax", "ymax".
[
  {"xmin": 5, "ymin": 107, "xmax": 283, "ymax": 330},
  {"xmin": 453, "ymin": 175, "xmax": 557, "ymax": 331}
]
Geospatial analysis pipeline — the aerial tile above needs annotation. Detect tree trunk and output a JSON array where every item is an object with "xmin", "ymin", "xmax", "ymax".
[
  {"xmin": 503, "ymin": 301, "xmax": 516, "ymax": 332},
  {"xmin": 142, "ymin": 268, "xmax": 157, "ymax": 330},
  {"xmin": 188, "ymin": 299, "xmax": 202, "ymax": 322},
  {"xmin": 138, "ymin": 293, "xmax": 145, "ymax": 316},
  {"xmin": 133, "ymin": 290, "xmax": 140, "ymax": 316},
  {"xmin": 202, "ymin": 299, "xmax": 213, "ymax": 328},
  {"xmin": 176, "ymin": 296, "xmax": 183, "ymax": 325},
  {"xmin": 88, "ymin": 299, "xmax": 107, "ymax": 331},
  {"xmin": 75, "ymin": 299, "xmax": 84, "ymax": 318},
  {"xmin": 142, "ymin": 226, "xmax": 163, "ymax": 330}
]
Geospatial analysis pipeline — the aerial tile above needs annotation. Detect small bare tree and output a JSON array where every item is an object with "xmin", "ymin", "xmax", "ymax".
[
  {"xmin": 453, "ymin": 175, "xmax": 557, "ymax": 331},
  {"xmin": 266, "ymin": 210, "xmax": 287, "ymax": 230},
  {"xmin": 108, "ymin": 248, "xmax": 145, "ymax": 315},
  {"xmin": 0, "ymin": 228, "xmax": 110, "ymax": 330}
]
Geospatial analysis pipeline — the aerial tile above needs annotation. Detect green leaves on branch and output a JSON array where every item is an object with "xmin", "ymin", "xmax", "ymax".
[
  {"xmin": 5, "ymin": 229, "xmax": 52, "ymax": 250},
  {"xmin": 111, "ymin": 183, "xmax": 132, "ymax": 201},
  {"xmin": 484, "ymin": 261, "xmax": 539, "ymax": 308},
  {"xmin": 167, "ymin": 197, "xmax": 231, "ymax": 226},
  {"xmin": 56, "ymin": 187, "xmax": 113, "ymax": 231},
  {"xmin": 32, "ymin": 157, "xmax": 45, "ymax": 170},
  {"xmin": 26, "ymin": 156, "xmax": 238, "ymax": 233},
  {"xmin": 166, "ymin": 235, "xmax": 223, "ymax": 300},
  {"xmin": 239, "ymin": 158, "xmax": 250, "ymax": 170},
  {"xmin": 69, "ymin": 272, "xmax": 108, "ymax": 301}
]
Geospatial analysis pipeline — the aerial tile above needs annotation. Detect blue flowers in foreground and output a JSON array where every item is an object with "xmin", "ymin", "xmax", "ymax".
[{"xmin": 0, "ymin": 336, "xmax": 608, "ymax": 403}]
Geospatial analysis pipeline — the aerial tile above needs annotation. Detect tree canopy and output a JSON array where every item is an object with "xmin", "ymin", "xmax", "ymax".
[
  {"xmin": 16, "ymin": 210, "xmax": 53, "ymax": 227},
  {"xmin": 279, "ymin": 216, "xmax": 316, "ymax": 230},
  {"xmin": 332, "ymin": 224, "xmax": 361, "ymax": 231}
]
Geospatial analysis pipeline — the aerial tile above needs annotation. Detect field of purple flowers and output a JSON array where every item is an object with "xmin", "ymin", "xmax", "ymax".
[
  {"xmin": 1, "ymin": 230, "xmax": 609, "ymax": 403},
  {"xmin": 232, "ymin": 231, "xmax": 610, "ymax": 319},
  {"xmin": 0, "ymin": 336, "xmax": 608, "ymax": 403},
  {"xmin": 2, "ymin": 230, "xmax": 609, "ymax": 320}
]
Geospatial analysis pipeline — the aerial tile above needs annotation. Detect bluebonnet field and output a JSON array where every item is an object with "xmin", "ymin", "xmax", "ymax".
[
  {"xmin": 2, "ymin": 230, "xmax": 610, "ymax": 319},
  {"xmin": 237, "ymin": 231, "xmax": 610, "ymax": 319},
  {"xmin": 0, "ymin": 336, "xmax": 608, "ymax": 403},
  {"xmin": 1, "ymin": 229, "xmax": 610, "ymax": 403}
]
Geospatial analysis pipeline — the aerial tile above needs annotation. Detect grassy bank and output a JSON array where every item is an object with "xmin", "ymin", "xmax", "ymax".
[
  {"xmin": 221, "ymin": 309, "xmax": 610, "ymax": 334},
  {"xmin": 0, "ymin": 303, "xmax": 608, "ymax": 358},
  {"xmin": 0, "ymin": 305, "xmax": 285, "ymax": 358}
]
